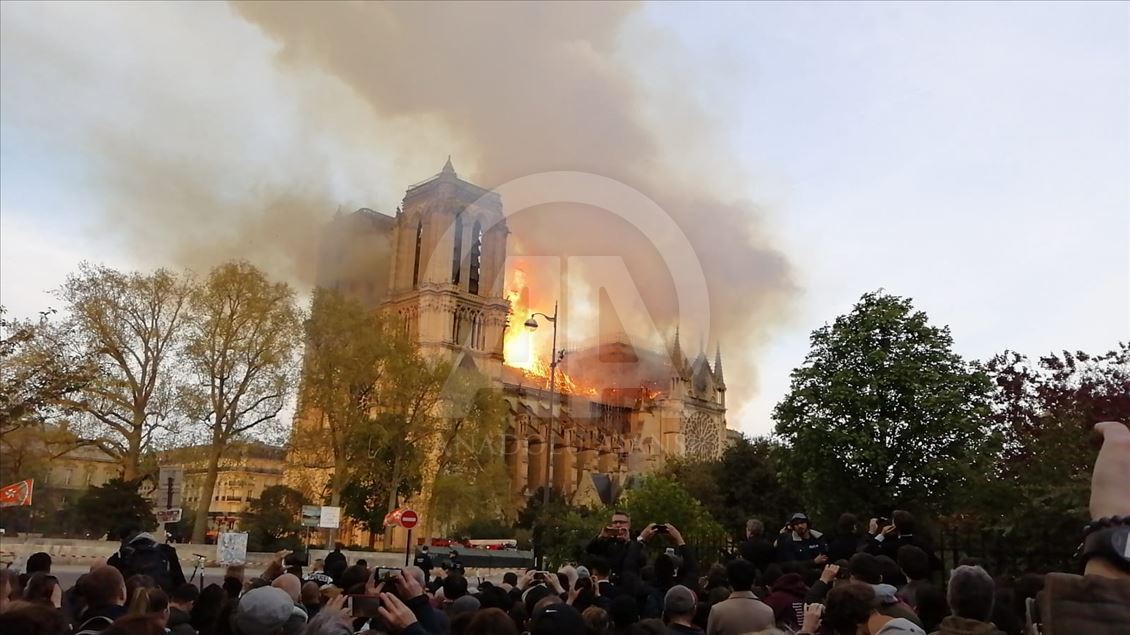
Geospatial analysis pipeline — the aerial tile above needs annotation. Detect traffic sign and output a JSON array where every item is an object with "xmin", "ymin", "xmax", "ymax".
[{"xmin": 400, "ymin": 509, "xmax": 418, "ymax": 529}]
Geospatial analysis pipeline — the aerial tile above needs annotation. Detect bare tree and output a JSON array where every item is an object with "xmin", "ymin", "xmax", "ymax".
[
  {"xmin": 52, "ymin": 264, "xmax": 192, "ymax": 480},
  {"xmin": 180, "ymin": 261, "xmax": 301, "ymax": 544}
]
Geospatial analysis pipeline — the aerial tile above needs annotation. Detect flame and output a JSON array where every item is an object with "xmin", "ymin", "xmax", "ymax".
[{"xmin": 503, "ymin": 265, "xmax": 597, "ymax": 397}]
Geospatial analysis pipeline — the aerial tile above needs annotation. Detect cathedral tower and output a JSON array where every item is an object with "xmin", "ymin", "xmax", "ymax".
[{"xmin": 384, "ymin": 158, "xmax": 510, "ymax": 376}]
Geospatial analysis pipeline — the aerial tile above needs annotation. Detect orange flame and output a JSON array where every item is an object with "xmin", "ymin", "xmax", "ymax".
[{"xmin": 503, "ymin": 265, "xmax": 597, "ymax": 397}]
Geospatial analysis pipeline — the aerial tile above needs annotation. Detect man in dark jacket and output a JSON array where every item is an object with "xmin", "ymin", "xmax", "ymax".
[
  {"xmin": 863, "ymin": 511, "xmax": 941, "ymax": 572},
  {"xmin": 774, "ymin": 513, "xmax": 829, "ymax": 565},
  {"xmin": 737, "ymin": 518, "xmax": 776, "ymax": 573},
  {"xmin": 167, "ymin": 583, "xmax": 199, "ymax": 635},
  {"xmin": 413, "ymin": 546, "xmax": 434, "ymax": 583},
  {"xmin": 74, "ymin": 566, "xmax": 128, "ymax": 635},
  {"xmin": 107, "ymin": 524, "xmax": 186, "ymax": 592},
  {"xmin": 323, "ymin": 543, "xmax": 348, "ymax": 584},
  {"xmin": 586, "ymin": 510, "xmax": 645, "ymax": 576}
]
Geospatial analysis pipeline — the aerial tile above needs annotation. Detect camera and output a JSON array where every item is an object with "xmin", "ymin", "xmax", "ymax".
[{"xmin": 654, "ymin": 524, "xmax": 669, "ymax": 534}]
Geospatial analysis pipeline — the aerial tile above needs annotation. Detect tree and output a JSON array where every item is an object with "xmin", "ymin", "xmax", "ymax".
[
  {"xmin": 339, "ymin": 435, "xmax": 423, "ymax": 541},
  {"xmin": 964, "ymin": 344, "xmax": 1130, "ymax": 572},
  {"xmin": 662, "ymin": 435, "xmax": 800, "ymax": 539},
  {"xmin": 0, "ymin": 307, "xmax": 92, "ymax": 435},
  {"xmin": 75, "ymin": 478, "xmax": 157, "ymax": 539},
  {"xmin": 425, "ymin": 371, "xmax": 512, "ymax": 537},
  {"xmin": 294, "ymin": 289, "xmax": 405, "ymax": 512},
  {"xmin": 181, "ymin": 262, "xmax": 301, "ymax": 543},
  {"xmin": 773, "ymin": 291, "xmax": 993, "ymax": 521},
  {"xmin": 619, "ymin": 476, "xmax": 727, "ymax": 548},
  {"xmin": 245, "ymin": 485, "xmax": 308, "ymax": 552},
  {"xmin": 52, "ymin": 264, "xmax": 193, "ymax": 480}
]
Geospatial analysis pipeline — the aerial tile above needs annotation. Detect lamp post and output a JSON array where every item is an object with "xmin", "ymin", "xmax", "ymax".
[{"xmin": 524, "ymin": 301, "xmax": 559, "ymax": 509}]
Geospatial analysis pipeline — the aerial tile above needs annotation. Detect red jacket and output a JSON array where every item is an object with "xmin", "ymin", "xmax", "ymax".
[{"xmin": 762, "ymin": 573, "xmax": 808, "ymax": 629}]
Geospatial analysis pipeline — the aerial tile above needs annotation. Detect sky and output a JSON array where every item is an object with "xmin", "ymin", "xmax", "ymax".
[{"xmin": 1, "ymin": 2, "xmax": 1127, "ymax": 437}]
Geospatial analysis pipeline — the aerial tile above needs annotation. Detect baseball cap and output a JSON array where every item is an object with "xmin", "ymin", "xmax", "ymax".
[
  {"xmin": 663, "ymin": 585, "xmax": 697, "ymax": 616},
  {"xmin": 788, "ymin": 512, "xmax": 810, "ymax": 523},
  {"xmin": 530, "ymin": 603, "xmax": 585, "ymax": 635},
  {"xmin": 574, "ymin": 565, "xmax": 591, "ymax": 579},
  {"xmin": 234, "ymin": 586, "xmax": 294, "ymax": 635}
]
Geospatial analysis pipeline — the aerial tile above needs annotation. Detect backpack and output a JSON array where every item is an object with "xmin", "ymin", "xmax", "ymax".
[
  {"xmin": 73, "ymin": 615, "xmax": 113, "ymax": 635},
  {"xmin": 120, "ymin": 539, "xmax": 174, "ymax": 591}
]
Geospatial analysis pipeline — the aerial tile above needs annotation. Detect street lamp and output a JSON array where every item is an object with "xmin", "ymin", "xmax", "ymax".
[{"xmin": 525, "ymin": 301, "xmax": 559, "ymax": 509}]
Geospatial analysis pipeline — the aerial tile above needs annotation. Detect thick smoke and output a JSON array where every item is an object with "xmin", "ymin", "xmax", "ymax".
[
  {"xmin": 1, "ymin": 2, "xmax": 795, "ymax": 428},
  {"xmin": 232, "ymin": 2, "xmax": 796, "ymax": 416}
]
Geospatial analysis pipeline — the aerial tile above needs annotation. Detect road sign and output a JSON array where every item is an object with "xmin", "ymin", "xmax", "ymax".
[
  {"xmin": 301, "ymin": 505, "xmax": 321, "ymax": 527},
  {"xmin": 319, "ymin": 506, "xmax": 341, "ymax": 529},
  {"xmin": 155, "ymin": 467, "xmax": 185, "ymax": 509},
  {"xmin": 400, "ymin": 509, "xmax": 418, "ymax": 529},
  {"xmin": 156, "ymin": 508, "xmax": 183, "ymax": 524}
]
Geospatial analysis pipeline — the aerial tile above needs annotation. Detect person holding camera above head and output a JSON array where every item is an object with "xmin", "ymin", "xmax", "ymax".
[
  {"xmin": 863, "ymin": 512, "xmax": 941, "ymax": 573},
  {"xmin": 775, "ymin": 513, "xmax": 829, "ymax": 566},
  {"xmin": 586, "ymin": 510, "xmax": 646, "ymax": 576},
  {"xmin": 622, "ymin": 522, "xmax": 700, "ymax": 618}
]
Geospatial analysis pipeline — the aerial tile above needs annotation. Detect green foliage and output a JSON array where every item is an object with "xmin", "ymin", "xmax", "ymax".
[
  {"xmin": 244, "ymin": 485, "xmax": 308, "ymax": 552},
  {"xmin": 340, "ymin": 427, "xmax": 423, "ymax": 535},
  {"xmin": 428, "ymin": 374, "xmax": 513, "ymax": 533},
  {"xmin": 620, "ymin": 476, "xmax": 727, "ymax": 546},
  {"xmin": 961, "ymin": 345, "xmax": 1130, "ymax": 572},
  {"xmin": 0, "ymin": 307, "xmax": 92, "ymax": 434},
  {"xmin": 773, "ymin": 291, "xmax": 993, "ymax": 521},
  {"xmin": 662, "ymin": 435, "xmax": 800, "ymax": 539},
  {"xmin": 75, "ymin": 478, "xmax": 156, "ymax": 538}
]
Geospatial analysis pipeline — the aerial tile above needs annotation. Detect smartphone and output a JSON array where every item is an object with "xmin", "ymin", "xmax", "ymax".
[
  {"xmin": 654, "ymin": 524, "xmax": 669, "ymax": 533},
  {"xmin": 375, "ymin": 567, "xmax": 401, "ymax": 586},
  {"xmin": 347, "ymin": 595, "xmax": 382, "ymax": 619}
]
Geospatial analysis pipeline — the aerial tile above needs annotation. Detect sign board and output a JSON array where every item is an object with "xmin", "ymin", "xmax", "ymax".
[
  {"xmin": 301, "ymin": 505, "xmax": 321, "ymax": 528},
  {"xmin": 318, "ymin": 506, "xmax": 341, "ymax": 529},
  {"xmin": 155, "ymin": 467, "xmax": 185, "ymax": 509},
  {"xmin": 217, "ymin": 532, "xmax": 248, "ymax": 565},
  {"xmin": 399, "ymin": 509, "xmax": 419, "ymax": 529},
  {"xmin": 155, "ymin": 508, "xmax": 183, "ymax": 524}
]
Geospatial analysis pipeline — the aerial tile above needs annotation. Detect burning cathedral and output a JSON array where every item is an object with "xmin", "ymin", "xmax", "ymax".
[{"xmin": 310, "ymin": 159, "xmax": 729, "ymax": 516}]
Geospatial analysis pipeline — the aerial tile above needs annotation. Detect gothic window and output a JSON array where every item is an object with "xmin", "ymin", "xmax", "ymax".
[
  {"xmin": 683, "ymin": 412, "xmax": 721, "ymax": 458},
  {"xmin": 452, "ymin": 215, "xmax": 464, "ymax": 285},
  {"xmin": 412, "ymin": 220, "xmax": 422, "ymax": 287},
  {"xmin": 469, "ymin": 221, "xmax": 483, "ymax": 295}
]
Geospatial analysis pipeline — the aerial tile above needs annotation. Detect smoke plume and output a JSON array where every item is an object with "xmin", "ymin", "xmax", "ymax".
[{"xmin": 1, "ymin": 2, "xmax": 796, "ymax": 429}]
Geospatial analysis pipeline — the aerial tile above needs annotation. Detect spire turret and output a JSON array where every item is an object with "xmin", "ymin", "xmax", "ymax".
[
  {"xmin": 441, "ymin": 155, "xmax": 456, "ymax": 176},
  {"xmin": 714, "ymin": 344, "xmax": 725, "ymax": 388}
]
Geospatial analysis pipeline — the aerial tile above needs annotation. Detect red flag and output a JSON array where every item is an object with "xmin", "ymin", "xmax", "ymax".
[{"xmin": 0, "ymin": 479, "xmax": 34, "ymax": 507}]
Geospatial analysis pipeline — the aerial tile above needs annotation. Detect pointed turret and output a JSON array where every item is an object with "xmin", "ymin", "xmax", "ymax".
[
  {"xmin": 714, "ymin": 344, "xmax": 725, "ymax": 387},
  {"xmin": 441, "ymin": 155, "xmax": 456, "ymax": 176},
  {"xmin": 670, "ymin": 327, "xmax": 688, "ymax": 377}
]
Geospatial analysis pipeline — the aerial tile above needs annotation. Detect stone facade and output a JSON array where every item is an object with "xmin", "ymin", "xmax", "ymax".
[{"xmin": 309, "ymin": 159, "xmax": 729, "ymax": 528}]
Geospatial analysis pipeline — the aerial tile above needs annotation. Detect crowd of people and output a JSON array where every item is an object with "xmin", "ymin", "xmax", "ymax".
[{"xmin": 1, "ymin": 422, "xmax": 1127, "ymax": 635}]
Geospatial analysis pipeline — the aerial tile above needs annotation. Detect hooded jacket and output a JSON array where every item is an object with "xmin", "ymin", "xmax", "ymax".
[
  {"xmin": 929, "ymin": 616, "xmax": 1005, "ymax": 635},
  {"xmin": 775, "ymin": 529, "xmax": 828, "ymax": 564},
  {"xmin": 763, "ymin": 573, "xmax": 808, "ymax": 628}
]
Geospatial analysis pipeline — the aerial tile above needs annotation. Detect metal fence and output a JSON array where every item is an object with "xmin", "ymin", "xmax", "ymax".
[{"xmin": 935, "ymin": 529, "xmax": 1077, "ymax": 577}]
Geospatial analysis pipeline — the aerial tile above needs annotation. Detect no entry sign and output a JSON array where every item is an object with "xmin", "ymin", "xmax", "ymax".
[{"xmin": 400, "ymin": 509, "xmax": 419, "ymax": 529}]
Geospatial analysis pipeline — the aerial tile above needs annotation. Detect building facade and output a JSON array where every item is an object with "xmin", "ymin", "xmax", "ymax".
[{"xmin": 307, "ymin": 159, "xmax": 729, "ymax": 533}]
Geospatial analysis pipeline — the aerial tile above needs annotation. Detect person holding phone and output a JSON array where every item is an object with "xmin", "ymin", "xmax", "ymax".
[{"xmin": 586, "ymin": 510, "xmax": 644, "ymax": 576}]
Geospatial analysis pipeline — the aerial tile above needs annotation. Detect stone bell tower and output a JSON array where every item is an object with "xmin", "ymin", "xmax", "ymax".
[{"xmin": 383, "ymin": 158, "xmax": 510, "ymax": 377}]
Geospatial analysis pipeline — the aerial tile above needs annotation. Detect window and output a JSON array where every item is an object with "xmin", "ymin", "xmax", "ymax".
[
  {"xmin": 63, "ymin": 469, "xmax": 73, "ymax": 486},
  {"xmin": 469, "ymin": 221, "xmax": 483, "ymax": 295},
  {"xmin": 452, "ymin": 214, "xmax": 464, "ymax": 285},
  {"xmin": 412, "ymin": 220, "xmax": 423, "ymax": 287}
]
